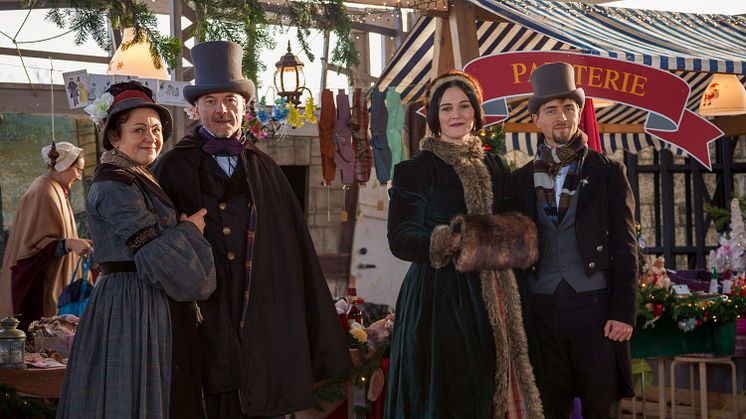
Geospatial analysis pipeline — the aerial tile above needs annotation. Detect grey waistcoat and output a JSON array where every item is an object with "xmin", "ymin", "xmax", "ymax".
[{"xmin": 527, "ymin": 187, "xmax": 608, "ymax": 294}]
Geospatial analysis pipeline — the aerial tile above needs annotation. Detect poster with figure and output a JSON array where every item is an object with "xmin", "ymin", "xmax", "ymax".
[
  {"xmin": 113, "ymin": 75, "xmax": 137, "ymax": 84},
  {"xmin": 62, "ymin": 70, "xmax": 88, "ymax": 109},
  {"xmin": 87, "ymin": 74, "xmax": 114, "ymax": 102},
  {"xmin": 135, "ymin": 78, "xmax": 159, "ymax": 100},
  {"xmin": 158, "ymin": 80, "xmax": 189, "ymax": 106}
]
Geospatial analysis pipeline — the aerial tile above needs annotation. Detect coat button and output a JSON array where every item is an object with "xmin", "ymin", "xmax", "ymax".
[
  {"xmin": 222, "ymin": 227, "xmax": 232, "ymax": 235},
  {"xmin": 227, "ymin": 252, "xmax": 236, "ymax": 261},
  {"xmin": 161, "ymin": 216, "xmax": 169, "ymax": 225},
  {"xmin": 588, "ymin": 262, "xmax": 596, "ymax": 269},
  {"xmin": 218, "ymin": 202, "xmax": 227, "ymax": 210},
  {"xmin": 596, "ymin": 245, "xmax": 604, "ymax": 252}
]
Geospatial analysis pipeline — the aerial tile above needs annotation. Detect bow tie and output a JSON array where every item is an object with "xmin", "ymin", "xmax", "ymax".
[{"xmin": 199, "ymin": 127, "xmax": 245, "ymax": 156}]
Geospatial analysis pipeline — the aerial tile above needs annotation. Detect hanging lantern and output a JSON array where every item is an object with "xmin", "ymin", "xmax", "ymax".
[
  {"xmin": 107, "ymin": 28, "xmax": 170, "ymax": 80},
  {"xmin": 699, "ymin": 73, "xmax": 746, "ymax": 116},
  {"xmin": 274, "ymin": 41, "xmax": 306, "ymax": 106},
  {"xmin": 0, "ymin": 315, "xmax": 26, "ymax": 369}
]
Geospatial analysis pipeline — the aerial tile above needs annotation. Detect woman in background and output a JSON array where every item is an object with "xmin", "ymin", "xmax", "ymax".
[{"xmin": 0, "ymin": 141, "xmax": 91, "ymax": 331}]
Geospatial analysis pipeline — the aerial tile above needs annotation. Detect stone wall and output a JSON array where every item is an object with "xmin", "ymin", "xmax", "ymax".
[{"xmin": 256, "ymin": 134, "xmax": 350, "ymax": 294}]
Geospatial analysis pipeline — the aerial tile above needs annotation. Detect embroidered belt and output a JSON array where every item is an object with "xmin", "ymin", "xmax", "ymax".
[{"xmin": 99, "ymin": 261, "xmax": 137, "ymax": 274}]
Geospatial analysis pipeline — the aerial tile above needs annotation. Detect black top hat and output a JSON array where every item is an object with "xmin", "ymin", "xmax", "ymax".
[
  {"xmin": 101, "ymin": 85, "xmax": 173, "ymax": 151},
  {"xmin": 183, "ymin": 41, "xmax": 256, "ymax": 105},
  {"xmin": 527, "ymin": 62, "xmax": 585, "ymax": 115}
]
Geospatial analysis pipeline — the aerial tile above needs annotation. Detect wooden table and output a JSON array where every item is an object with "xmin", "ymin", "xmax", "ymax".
[{"xmin": 0, "ymin": 366, "xmax": 66, "ymax": 398}]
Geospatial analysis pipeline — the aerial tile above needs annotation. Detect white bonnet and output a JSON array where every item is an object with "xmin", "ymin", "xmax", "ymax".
[{"xmin": 41, "ymin": 142, "xmax": 84, "ymax": 171}]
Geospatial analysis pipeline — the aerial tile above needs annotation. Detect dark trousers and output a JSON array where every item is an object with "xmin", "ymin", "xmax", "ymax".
[{"xmin": 529, "ymin": 280, "xmax": 621, "ymax": 419}]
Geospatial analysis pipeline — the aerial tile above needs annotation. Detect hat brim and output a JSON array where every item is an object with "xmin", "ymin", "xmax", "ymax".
[
  {"xmin": 527, "ymin": 88, "xmax": 585, "ymax": 115},
  {"xmin": 183, "ymin": 80, "xmax": 256, "ymax": 105},
  {"xmin": 102, "ymin": 98, "xmax": 173, "ymax": 150}
]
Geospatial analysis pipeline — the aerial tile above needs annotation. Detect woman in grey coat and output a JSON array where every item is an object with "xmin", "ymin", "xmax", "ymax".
[{"xmin": 57, "ymin": 81, "xmax": 216, "ymax": 419}]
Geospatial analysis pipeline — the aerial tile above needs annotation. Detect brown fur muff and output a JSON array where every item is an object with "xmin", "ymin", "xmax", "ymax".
[{"xmin": 452, "ymin": 212, "xmax": 538, "ymax": 273}]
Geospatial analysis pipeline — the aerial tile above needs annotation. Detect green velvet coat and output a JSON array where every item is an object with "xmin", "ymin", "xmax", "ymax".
[{"xmin": 384, "ymin": 136, "xmax": 541, "ymax": 418}]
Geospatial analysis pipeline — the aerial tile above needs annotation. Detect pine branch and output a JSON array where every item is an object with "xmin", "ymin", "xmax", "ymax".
[{"xmin": 33, "ymin": 0, "xmax": 358, "ymax": 84}]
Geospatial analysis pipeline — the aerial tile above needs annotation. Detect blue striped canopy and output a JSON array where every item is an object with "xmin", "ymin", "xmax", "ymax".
[{"xmin": 374, "ymin": 0, "xmax": 746, "ymax": 156}]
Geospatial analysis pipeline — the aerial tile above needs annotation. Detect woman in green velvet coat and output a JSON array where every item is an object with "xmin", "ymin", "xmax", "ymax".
[{"xmin": 385, "ymin": 70, "xmax": 543, "ymax": 419}]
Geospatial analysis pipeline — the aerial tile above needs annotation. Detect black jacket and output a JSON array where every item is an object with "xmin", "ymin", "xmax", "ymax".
[
  {"xmin": 153, "ymin": 129, "xmax": 352, "ymax": 416},
  {"xmin": 511, "ymin": 148, "xmax": 638, "ymax": 397}
]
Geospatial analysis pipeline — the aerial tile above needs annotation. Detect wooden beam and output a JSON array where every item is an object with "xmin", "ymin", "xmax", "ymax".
[
  {"xmin": 262, "ymin": 3, "xmax": 400, "ymax": 37},
  {"xmin": 503, "ymin": 122, "xmax": 646, "ymax": 134},
  {"xmin": 0, "ymin": 82, "xmax": 86, "ymax": 114},
  {"xmin": 597, "ymin": 123, "xmax": 645, "ymax": 133},
  {"xmin": 713, "ymin": 115, "xmax": 746, "ymax": 136},
  {"xmin": 448, "ymin": 0, "xmax": 480, "ymax": 69},
  {"xmin": 351, "ymin": 30, "xmax": 371, "ymax": 89},
  {"xmin": 0, "ymin": 47, "xmax": 109, "ymax": 64},
  {"xmin": 424, "ymin": 7, "xmax": 509, "ymax": 23},
  {"xmin": 431, "ymin": 17, "xmax": 454, "ymax": 78}
]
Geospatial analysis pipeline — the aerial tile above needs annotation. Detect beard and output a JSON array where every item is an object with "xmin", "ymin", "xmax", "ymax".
[{"xmin": 550, "ymin": 125, "xmax": 576, "ymax": 145}]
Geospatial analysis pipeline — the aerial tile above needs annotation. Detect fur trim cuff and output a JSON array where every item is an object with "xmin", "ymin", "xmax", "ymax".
[
  {"xmin": 451, "ymin": 212, "xmax": 539, "ymax": 272},
  {"xmin": 429, "ymin": 225, "xmax": 453, "ymax": 268}
]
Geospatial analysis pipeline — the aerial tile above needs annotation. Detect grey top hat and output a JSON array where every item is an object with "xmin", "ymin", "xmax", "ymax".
[
  {"xmin": 184, "ymin": 41, "xmax": 256, "ymax": 105},
  {"xmin": 101, "ymin": 85, "xmax": 173, "ymax": 151},
  {"xmin": 527, "ymin": 62, "xmax": 585, "ymax": 115}
]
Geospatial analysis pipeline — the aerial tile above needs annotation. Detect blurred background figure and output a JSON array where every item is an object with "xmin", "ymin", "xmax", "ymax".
[{"xmin": 0, "ymin": 141, "xmax": 91, "ymax": 331}]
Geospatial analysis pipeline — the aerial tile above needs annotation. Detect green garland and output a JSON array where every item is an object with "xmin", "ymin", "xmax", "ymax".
[
  {"xmin": 637, "ymin": 284, "xmax": 746, "ymax": 328},
  {"xmin": 0, "ymin": 385, "xmax": 57, "ymax": 418},
  {"xmin": 29, "ymin": 0, "xmax": 358, "ymax": 85},
  {"xmin": 32, "ymin": 0, "xmax": 181, "ymax": 69},
  {"xmin": 478, "ymin": 125, "xmax": 506, "ymax": 156}
]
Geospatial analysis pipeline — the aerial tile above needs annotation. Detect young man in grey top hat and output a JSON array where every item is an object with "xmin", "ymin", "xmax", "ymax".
[
  {"xmin": 511, "ymin": 62, "xmax": 638, "ymax": 418},
  {"xmin": 152, "ymin": 40, "xmax": 352, "ymax": 418}
]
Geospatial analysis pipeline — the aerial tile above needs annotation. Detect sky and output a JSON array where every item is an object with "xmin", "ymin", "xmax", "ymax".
[{"xmin": 0, "ymin": 0, "xmax": 744, "ymax": 102}]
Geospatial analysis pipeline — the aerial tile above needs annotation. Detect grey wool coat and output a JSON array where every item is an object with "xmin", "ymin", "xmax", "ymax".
[{"xmin": 57, "ymin": 164, "xmax": 216, "ymax": 419}]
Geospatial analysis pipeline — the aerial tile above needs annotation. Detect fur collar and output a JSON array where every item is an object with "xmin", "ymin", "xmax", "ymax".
[{"xmin": 419, "ymin": 136, "xmax": 493, "ymax": 215}]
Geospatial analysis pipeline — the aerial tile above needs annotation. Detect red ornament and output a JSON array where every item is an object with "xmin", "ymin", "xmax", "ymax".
[
  {"xmin": 653, "ymin": 303, "xmax": 663, "ymax": 317},
  {"xmin": 740, "ymin": 288, "xmax": 746, "ymax": 296}
]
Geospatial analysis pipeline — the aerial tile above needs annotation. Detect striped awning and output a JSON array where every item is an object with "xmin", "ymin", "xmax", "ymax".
[{"xmin": 374, "ymin": 0, "xmax": 746, "ymax": 156}]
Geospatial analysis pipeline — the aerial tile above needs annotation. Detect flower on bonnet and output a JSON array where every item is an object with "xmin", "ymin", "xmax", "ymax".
[
  {"xmin": 83, "ymin": 92, "xmax": 114, "ymax": 128},
  {"xmin": 184, "ymin": 106, "xmax": 200, "ymax": 120}
]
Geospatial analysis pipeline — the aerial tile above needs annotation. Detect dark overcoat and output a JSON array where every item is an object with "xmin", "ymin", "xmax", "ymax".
[
  {"xmin": 511, "ymin": 149, "xmax": 638, "ymax": 399},
  {"xmin": 152, "ymin": 129, "xmax": 352, "ymax": 416}
]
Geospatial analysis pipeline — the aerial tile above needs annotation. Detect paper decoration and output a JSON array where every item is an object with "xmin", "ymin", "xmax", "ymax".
[{"xmin": 62, "ymin": 70, "xmax": 89, "ymax": 109}]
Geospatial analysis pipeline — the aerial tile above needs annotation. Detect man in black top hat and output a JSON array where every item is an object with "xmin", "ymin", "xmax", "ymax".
[
  {"xmin": 152, "ymin": 40, "xmax": 351, "ymax": 418},
  {"xmin": 511, "ymin": 62, "xmax": 638, "ymax": 418}
]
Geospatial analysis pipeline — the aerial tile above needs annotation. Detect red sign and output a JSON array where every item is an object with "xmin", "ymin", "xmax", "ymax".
[{"xmin": 460, "ymin": 51, "xmax": 723, "ymax": 169}]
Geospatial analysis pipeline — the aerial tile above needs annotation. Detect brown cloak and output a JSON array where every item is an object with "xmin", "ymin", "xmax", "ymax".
[{"xmin": 0, "ymin": 175, "xmax": 79, "ymax": 322}]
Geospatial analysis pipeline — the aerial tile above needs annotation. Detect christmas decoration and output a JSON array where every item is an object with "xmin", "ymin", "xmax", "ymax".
[{"xmin": 708, "ymin": 197, "xmax": 746, "ymax": 274}]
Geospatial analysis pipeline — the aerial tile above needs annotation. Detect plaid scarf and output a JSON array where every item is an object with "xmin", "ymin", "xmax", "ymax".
[{"xmin": 533, "ymin": 131, "xmax": 588, "ymax": 225}]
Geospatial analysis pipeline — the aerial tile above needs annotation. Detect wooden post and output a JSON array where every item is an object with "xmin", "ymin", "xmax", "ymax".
[
  {"xmin": 692, "ymin": 158, "xmax": 707, "ymax": 268},
  {"xmin": 168, "ymin": 0, "xmax": 185, "ymax": 147},
  {"xmin": 320, "ymin": 31, "xmax": 330, "ymax": 92},
  {"xmin": 432, "ymin": 17, "xmax": 454, "ymax": 78},
  {"xmin": 660, "ymin": 149, "xmax": 675, "ymax": 269},
  {"xmin": 351, "ymin": 30, "xmax": 370, "ymax": 89},
  {"xmin": 448, "ymin": 0, "xmax": 479, "ymax": 69}
]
